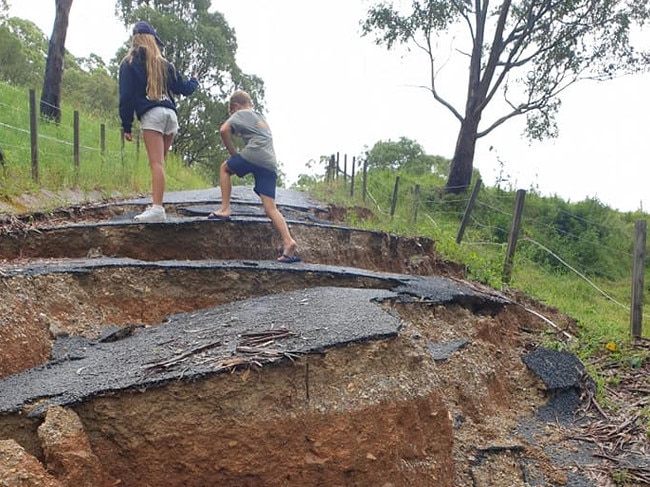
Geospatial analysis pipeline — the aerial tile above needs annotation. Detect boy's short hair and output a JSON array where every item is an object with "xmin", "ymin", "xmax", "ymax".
[{"xmin": 229, "ymin": 90, "xmax": 253, "ymax": 107}]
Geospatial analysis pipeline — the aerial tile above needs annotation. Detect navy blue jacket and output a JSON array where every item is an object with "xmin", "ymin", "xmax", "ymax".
[{"xmin": 119, "ymin": 49, "xmax": 198, "ymax": 134}]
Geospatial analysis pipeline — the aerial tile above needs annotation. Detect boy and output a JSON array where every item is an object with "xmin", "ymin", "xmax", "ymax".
[{"xmin": 209, "ymin": 90, "xmax": 300, "ymax": 263}]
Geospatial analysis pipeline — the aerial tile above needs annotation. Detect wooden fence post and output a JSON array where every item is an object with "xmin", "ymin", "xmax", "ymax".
[
  {"xmin": 502, "ymin": 189, "xmax": 526, "ymax": 285},
  {"xmin": 336, "ymin": 152, "xmax": 340, "ymax": 180},
  {"xmin": 343, "ymin": 154, "xmax": 348, "ymax": 183},
  {"xmin": 362, "ymin": 158, "xmax": 368, "ymax": 203},
  {"xmin": 413, "ymin": 184, "xmax": 420, "ymax": 224},
  {"xmin": 29, "ymin": 89, "xmax": 38, "ymax": 182},
  {"xmin": 120, "ymin": 128, "xmax": 125, "ymax": 164},
  {"xmin": 350, "ymin": 156, "xmax": 356, "ymax": 197},
  {"xmin": 100, "ymin": 124, "xmax": 106, "ymax": 160},
  {"xmin": 630, "ymin": 220, "xmax": 646, "ymax": 338},
  {"xmin": 390, "ymin": 176, "xmax": 400, "ymax": 219},
  {"xmin": 73, "ymin": 111, "xmax": 80, "ymax": 170},
  {"xmin": 456, "ymin": 178, "xmax": 482, "ymax": 244}
]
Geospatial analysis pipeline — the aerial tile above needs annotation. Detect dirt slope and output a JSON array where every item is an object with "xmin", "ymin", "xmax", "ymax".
[{"xmin": 0, "ymin": 188, "xmax": 648, "ymax": 486}]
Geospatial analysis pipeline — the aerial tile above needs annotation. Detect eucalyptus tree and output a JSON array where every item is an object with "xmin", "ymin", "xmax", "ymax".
[
  {"xmin": 40, "ymin": 0, "xmax": 73, "ymax": 122},
  {"xmin": 366, "ymin": 136, "xmax": 449, "ymax": 175},
  {"xmin": 0, "ymin": 17, "xmax": 48, "ymax": 85},
  {"xmin": 362, "ymin": 0, "xmax": 650, "ymax": 194},
  {"xmin": 115, "ymin": 0, "xmax": 266, "ymax": 174}
]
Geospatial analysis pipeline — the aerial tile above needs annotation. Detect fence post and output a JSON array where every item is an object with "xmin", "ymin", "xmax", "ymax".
[
  {"xmin": 413, "ymin": 184, "xmax": 420, "ymax": 224},
  {"xmin": 630, "ymin": 220, "xmax": 646, "ymax": 338},
  {"xmin": 120, "ymin": 128, "xmax": 125, "ymax": 164},
  {"xmin": 336, "ymin": 152, "xmax": 340, "ymax": 180},
  {"xmin": 73, "ymin": 110, "xmax": 80, "ymax": 170},
  {"xmin": 390, "ymin": 176, "xmax": 400, "ymax": 219},
  {"xmin": 362, "ymin": 158, "xmax": 368, "ymax": 203},
  {"xmin": 343, "ymin": 154, "xmax": 348, "ymax": 183},
  {"xmin": 100, "ymin": 123, "xmax": 106, "ymax": 160},
  {"xmin": 502, "ymin": 189, "xmax": 526, "ymax": 285},
  {"xmin": 29, "ymin": 89, "xmax": 39, "ymax": 182},
  {"xmin": 350, "ymin": 156, "xmax": 356, "ymax": 197},
  {"xmin": 456, "ymin": 178, "xmax": 482, "ymax": 244},
  {"xmin": 327, "ymin": 154, "xmax": 335, "ymax": 181}
]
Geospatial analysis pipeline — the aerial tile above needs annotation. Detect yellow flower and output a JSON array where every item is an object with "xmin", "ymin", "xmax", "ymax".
[{"xmin": 605, "ymin": 341, "xmax": 618, "ymax": 352}]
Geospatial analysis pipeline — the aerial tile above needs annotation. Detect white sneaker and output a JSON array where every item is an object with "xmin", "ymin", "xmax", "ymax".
[{"xmin": 134, "ymin": 205, "xmax": 166, "ymax": 222}]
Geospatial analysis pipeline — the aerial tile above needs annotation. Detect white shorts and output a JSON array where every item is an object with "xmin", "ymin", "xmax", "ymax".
[{"xmin": 140, "ymin": 106, "xmax": 179, "ymax": 135}]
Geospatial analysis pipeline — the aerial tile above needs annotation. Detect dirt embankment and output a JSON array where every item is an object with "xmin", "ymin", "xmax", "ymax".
[{"xmin": 0, "ymin": 190, "xmax": 647, "ymax": 486}]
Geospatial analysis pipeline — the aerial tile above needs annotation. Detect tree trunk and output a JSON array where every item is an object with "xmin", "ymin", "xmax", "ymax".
[
  {"xmin": 446, "ymin": 116, "xmax": 480, "ymax": 194},
  {"xmin": 40, "ymin": 0, "xmax": 73, "ymax": 123}
]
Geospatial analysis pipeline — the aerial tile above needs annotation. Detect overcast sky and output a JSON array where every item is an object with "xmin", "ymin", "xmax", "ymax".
[{"xmin": 7, "ymin": 0, "xmax": 650, "ymax": 212}]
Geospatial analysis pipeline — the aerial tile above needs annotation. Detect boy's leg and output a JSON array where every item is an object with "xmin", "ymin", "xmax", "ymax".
[
  {"xmin": 210, "ymin": 161, "xmax": 234, "ymax": 217},
  {"xmin": 260, "ymin": 194, "xmax": 297, "ymax": 258}
]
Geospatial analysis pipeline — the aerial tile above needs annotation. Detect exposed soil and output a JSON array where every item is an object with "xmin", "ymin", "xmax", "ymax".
[{"xmin": 0, "ymin": 189, "xmax": 648, "ymax": 487}]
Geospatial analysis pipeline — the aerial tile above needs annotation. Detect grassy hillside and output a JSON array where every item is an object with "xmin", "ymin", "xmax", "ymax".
[
  {"xmin": 299, "ymin": 170, "xmax": 650, "ymax": 398},
  {"xmin": 0, "ymin": 81, "xmax": 211, "ymax": 208}
]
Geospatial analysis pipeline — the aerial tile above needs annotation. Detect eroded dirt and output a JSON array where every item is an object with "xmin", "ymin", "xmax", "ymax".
[{"xmin": 0, "ymin": 192, "xmax": 648, "ymax": 486}]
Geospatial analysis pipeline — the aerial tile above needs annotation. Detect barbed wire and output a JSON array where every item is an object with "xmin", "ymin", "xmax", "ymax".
[
  {"xmin": 521, "ymin": 237, "xmax": 629, "ymax": 311},
  {"xmin": 328, "ymin": 165, "xmax": 647, "ymax": 328}
]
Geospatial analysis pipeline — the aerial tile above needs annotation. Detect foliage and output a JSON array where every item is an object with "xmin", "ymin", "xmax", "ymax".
[
  {"xmin": 112, "ymin": 0, "xmax": 266, "ymax": 179},
  {"xmin": 0, "ymin": 17, "xmax": 48, "ymax": 86},
  {"xmin": 361, "ymin": 0, "xmax": 650, "ymax": 192},
  {"xmin": 518, "ymin": 194, "xmax": 634, "ymax": 280},
  {"xmin": 365, "ymin": 136, "xmax": 449, "ymax": 176},
  {"xmin": 62, "ymin": 56, "xmax": 119, "ymax": 120},
  {"xmin": 303, "ymin": 153, "xmax": 650, "ymax": 370},
  {"xmin": 0, "ymin": 80, "xmax": 209, "ymax": 201},
  {"xmin": 1, "ymin": 2, "xmax": 268, "ymax": 184}
]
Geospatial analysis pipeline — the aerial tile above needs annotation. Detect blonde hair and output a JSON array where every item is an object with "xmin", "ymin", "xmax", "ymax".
[
  {"xmin": 124, "ymin": 33, "xmax": 168, "ymax": 101},
  {"xmin": 229, "ymin": 90, "xmax": 253, "ymax": 107}
]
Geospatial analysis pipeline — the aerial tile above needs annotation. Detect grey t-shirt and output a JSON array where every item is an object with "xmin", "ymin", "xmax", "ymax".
[{"xmin": 227, "ymin": 109, "xmax": 277, "ymax": 172}]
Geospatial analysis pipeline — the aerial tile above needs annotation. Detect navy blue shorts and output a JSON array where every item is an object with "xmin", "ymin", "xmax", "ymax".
[{"xmin": 226, "ymin": 154, "xmax": 277, "ymax": 199}]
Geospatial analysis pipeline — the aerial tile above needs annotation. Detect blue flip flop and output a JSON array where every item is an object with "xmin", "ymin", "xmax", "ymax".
[
  {"xmin": 207, "ymin": 213, "xmax": 231, "ymax": 221},
  {"xmin": 277, "ymin": 254, "xmax": 301, "ymax": 264}
]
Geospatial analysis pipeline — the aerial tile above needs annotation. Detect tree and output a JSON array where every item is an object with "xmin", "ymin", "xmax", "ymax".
[
  {"xmin": 362, "ymin": 0, "xmax": 650, "ymax": 194},
  {"xmin": 366, "ymin": 136, "xmax": 448, "ymax": 175},
  {"xmin": 114, "ymin": 0, "xmax": 266, "ymax": 176},
  {"xmin": 0, "ymin": 22, "xmax": 32, "ymax": 85},
  {"xmin": 0, "ymin": 18, "xmax": 48, "ymax": 86},
  {"xmin": 40, "ymin": 0, "xmax": 73, "ymax": 122},
  {"xmin": 62, "ymin": 55, "xmax": 118, "ymax": 119}
]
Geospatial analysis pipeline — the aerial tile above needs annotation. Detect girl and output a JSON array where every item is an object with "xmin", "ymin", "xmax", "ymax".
[{"xmin": 119, "ymin": 21, "xmax": 199, "ymax": 222}]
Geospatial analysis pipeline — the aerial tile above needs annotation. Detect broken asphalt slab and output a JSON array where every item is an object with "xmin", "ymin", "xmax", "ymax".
[
  {"xmin": 124, "ymin": 186, "xmax": 328, "ymax": 213},
  {"xmin": 0, "ymin": 287, "xmax": 398, "ymax": 417},
  {"xmin": 0, "ymin": 263, "xmax": 504, "ymax": 417}
]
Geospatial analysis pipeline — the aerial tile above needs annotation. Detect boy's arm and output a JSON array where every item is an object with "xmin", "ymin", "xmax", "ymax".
[{"xmin": 219, "ymin": 121, "xmax": 237, "ymax": 156}]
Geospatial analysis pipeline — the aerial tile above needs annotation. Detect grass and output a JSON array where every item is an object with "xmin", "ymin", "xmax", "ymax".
[
  {"xmin": 2, "ymin": 80, "xmax": 648, "ymax": 381},
  {"xmin": 0, "ymin": 82, "xmax": 210, "ymax": 207},
  {"xmin": 306, "ymin": 176, "xmax": 650, "ymax": 383}
]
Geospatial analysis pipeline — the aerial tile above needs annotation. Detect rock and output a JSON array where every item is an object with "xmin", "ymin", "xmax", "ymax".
[
  {"xmin": 37, "ymin": 406, "xmax": 118, "ymax": 487},
  {"xmin": 0, "ymin": 439, "xmax": 64, "ymax": 487}
]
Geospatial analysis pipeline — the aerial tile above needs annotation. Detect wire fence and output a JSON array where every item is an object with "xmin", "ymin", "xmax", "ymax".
[
  {"xmin": 1, "ymin": 88, "xmax": 647, "ymax": 340},
  {"xmin": 0, "ymin": 84, "xmax": 147, "ymax": 193},
  {"xmin": 326, "ymin": 152, "xmax": 649, "ymax": 340}
]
